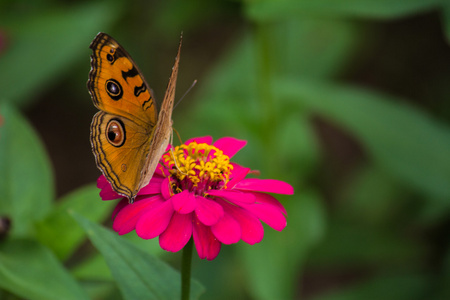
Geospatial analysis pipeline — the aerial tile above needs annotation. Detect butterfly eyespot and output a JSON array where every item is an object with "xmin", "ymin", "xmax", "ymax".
[
  {"xmin": 107, "ymin": 53, "xmax": 114, "ymax": 62},
  {"xmin": 106, "ymin": 119, "xmax": 126, "ymax": 147},
  {"xmin": 121, "ymin": 164, "xmax": 127, "ymax": 172},
  {"xmin": 105, "ymin": 79, "xmax": 123, "ymax": 100}
]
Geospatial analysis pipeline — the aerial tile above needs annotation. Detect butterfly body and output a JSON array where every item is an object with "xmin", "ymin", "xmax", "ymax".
[{"xmin": 88, "ymin": 32, "xmax": 180, "ymax": 203}]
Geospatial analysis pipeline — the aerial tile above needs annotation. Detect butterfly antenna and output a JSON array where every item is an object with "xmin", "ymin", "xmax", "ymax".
[
  {"xmin": 167, "ymin": 129, "xmax": 188, "ymax": 175},
  {"xmin": 174, "ymin": 79, "xmax": 197, "ymax": 110},
  {"xmin": 173, "ymin": 127, "xmax": 183, "ymax": 145}
]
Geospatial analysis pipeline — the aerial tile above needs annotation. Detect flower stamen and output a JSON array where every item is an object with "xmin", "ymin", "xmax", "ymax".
[{"xmin": 163, "ymin": 141, "xmax": 234, "ymax": 196}]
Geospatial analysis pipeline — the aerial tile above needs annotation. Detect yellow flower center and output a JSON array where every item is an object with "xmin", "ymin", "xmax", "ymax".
[{"xmin": 163, "ymin": 142, "xmax": 233, "ymax": 194}]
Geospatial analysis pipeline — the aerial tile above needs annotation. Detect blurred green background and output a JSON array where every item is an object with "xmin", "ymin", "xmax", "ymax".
[{"xmin": 1, "ymin": 0, "xmax": 450, "ymax": 299}]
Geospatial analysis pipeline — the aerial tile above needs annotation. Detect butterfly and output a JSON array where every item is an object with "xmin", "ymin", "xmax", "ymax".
[{"xmin": 87, "ymin": 32, "xmax": 181, "ymax": 203}]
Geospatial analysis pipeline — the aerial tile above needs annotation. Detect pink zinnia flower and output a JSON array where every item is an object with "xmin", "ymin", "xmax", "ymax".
[{"xmin": 98, "ymin": 136, "xmax": 294, "ymax": 260}]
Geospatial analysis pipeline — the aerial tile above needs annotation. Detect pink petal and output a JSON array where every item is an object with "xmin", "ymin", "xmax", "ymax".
[
  {"xmin": 138, "ymin": 175, "xmax": 164, "ymax": 195},
  {"xmin": 112, "ymin": 195, "xmax": 163, "ymax": 235},
  {"xmin": 171, "ymin": 190, "xmax": 197, "ymax": 214},
  {"xmin": 253, "ymin": 191, "xmax": 287, "ymax": 215},
  {"xmin": 193, "ymin": 217, "xmax": 221, "ymax": 260},
  {"xmin": 135, "ymin": 200, "xmax": 174, "ymax": 239},
  {"xmin": 217, "ymin": 199, "xmax": 263, "ymax": 245},
  {"xmin": 185, "ymin": 136, "xmax": 213, "ymax": 145},
  {"xmin": 160, "ymin": 177, "xmax": 172, "ymax": 200},
  {"xmin": 111, "ymin": 198, "xmax": 128, "ymax": 219},
  {"xmin": 195, "ymin": 196, "xmax": 224, "ymax": 226},
  {"xmin": 155, "ymin": 164, "xmax": 170, "ymax": 177},
  {"xmin": 211, "ymin": 213, "xmax": 241, "ymax": 244},
  {"xmin": 100, "ymin": 189, "xmax": 122, "ymax": 200},
  {"xmin": 97, "ymin": 175, "xmax": 109, "ymax": 189},
  {"xmin": 239, "ymin": 193, "xmax": 287, "ymax": 231},
  {"xmin": 213, "ymin": 137, "xmax": 247, "ymax": 158},
  {"xmin": 159, "ymin": 213, "xmax": 193, "ymax": 252},
  {"xmin": 227, "ymin": 163, "xmax": 251, "ymax": 188},
  {"xmin": 234, "ymin": 179, "xmax": 294, "ymax": 195},
  {"xmin": 208, "ymin": 189, "xmax": 255, "ymax": 204},
  {"xmin": 97, "ymin": 176, "xmax": 121, "ymax": 200}
]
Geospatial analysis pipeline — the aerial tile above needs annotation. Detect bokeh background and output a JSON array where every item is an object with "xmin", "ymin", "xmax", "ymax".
[{"xmin": 1, "ymin": 0, "xmax": 450, "ymax": 299}]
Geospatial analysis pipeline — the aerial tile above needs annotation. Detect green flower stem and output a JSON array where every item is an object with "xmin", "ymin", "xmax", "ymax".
[{"xmin": 181, "ymin": 238, "xmax": 193, "ymax": 300}]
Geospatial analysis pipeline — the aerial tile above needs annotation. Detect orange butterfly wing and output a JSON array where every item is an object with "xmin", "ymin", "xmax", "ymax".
[
  {"xmin": 90, "ymin": 111, "xmax": 152, "ymax": 198},
  {"xmin": 88, "ymin": 32, "xmax": 181, "ymax": 202},
  {"xmin": 88, "ymin": 33, "xmax": 157, "ymax": 127}
]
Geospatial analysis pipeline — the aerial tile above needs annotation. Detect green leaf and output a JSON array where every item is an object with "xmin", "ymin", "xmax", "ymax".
[
  {"xmin": 246, "ymin": 0, "xmax": 442, "ymax": 22},
  {"xmin": 309, "ymin": 221, "xmax": 425, "ymax": 267},
  {"xmin": 72, "ymin": 253, "xmax": 112, "ymax": 281},
  {"xmin": 340, "ymin": 166, "xmax": 406, "ymax": 227},
  {"xmin": 73, "ymin": 255, "xmax": 125, "ymax": 300},
  {"xmin": 443, "ymin": 1, "xmax": 450, "ymax": 44},
  {"xmin": 0, "ymin": 238, "xmax": 89, "ymax": 300},
  {"xmin": 35, "ymin": 184, "xmax": 116, "ymax": 260},
  {"xmin": 311, "ymin": 273, "xmax": 430, "ymax": 300},
  {"xmin": 71, "ymin": 212, "xmax": 205, "ymax": 300},
  {"xmin": 272, "ymin": 18, "xmax": 362, "ymax": 80},
  {"xmin": 80, "ymin": 281, "xmax": 122, "ymax": 300},
  {"xmin": 0, "ymin": 1, "xmax": 121, "ymax": 106},
  {"xmin": 0, "ymin": 103, "xmax": 54, "ymax": 236},
  {"xmin": 276, "ymin": 112, "xmax": 320, "ymax": 179},
  {"xmin": 276, "ymin": 79, "xmax": 450, "ymax": 199},
  {"xmin": 240, "ymin": 191, "xmax": 326, "ymax": 300}
]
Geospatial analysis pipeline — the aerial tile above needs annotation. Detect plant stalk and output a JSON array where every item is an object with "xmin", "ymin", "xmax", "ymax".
[{"xmin": 181, "ymin": 238, "xmax": 193, "ymax": 300}]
